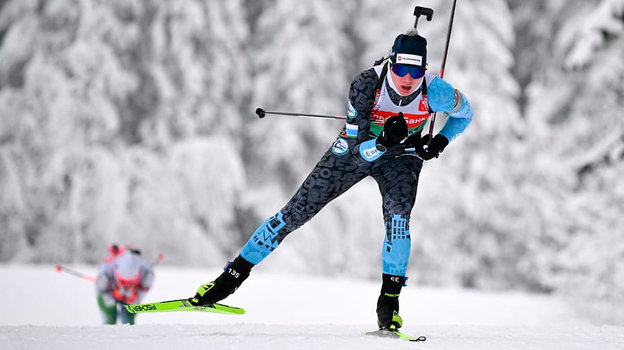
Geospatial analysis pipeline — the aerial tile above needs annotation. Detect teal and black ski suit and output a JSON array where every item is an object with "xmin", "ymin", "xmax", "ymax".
[{"xmin": 240, "ymin": 62, "xmax": 473, "ymax": 277}]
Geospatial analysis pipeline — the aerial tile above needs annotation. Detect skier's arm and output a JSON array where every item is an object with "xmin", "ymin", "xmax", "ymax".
[
  {"xmin": 95, "ymin": 265, "xmax": 114, "ymax": 293},
  {"xmin": 343, "ymin": 68, "xmax": 385, "ymax": 163},
  {"xmin": 427, "ymin": 76, "xmax": 473, "ymax": 141},
  {"xmin": 136, "ymin": 266, "xmax": 154, "ymax": 302},
  {"xmin": 139, "ymin": 266, "xmax": 154, "ymax": 292}
]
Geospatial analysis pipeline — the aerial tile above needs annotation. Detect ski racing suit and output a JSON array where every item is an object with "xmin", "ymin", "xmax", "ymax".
[
  {"xmin": 96, "ymin": 251, "xmax": 154, "ymax": 325},
  {"xmin": 240, "ymin": 62, "xmax": 472, "ymax": 277}
]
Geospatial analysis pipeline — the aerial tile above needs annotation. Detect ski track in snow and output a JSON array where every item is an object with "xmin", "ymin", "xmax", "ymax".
[{"xmin": 1, "ymin": 265, "xmax": 622, "ymax": 350}]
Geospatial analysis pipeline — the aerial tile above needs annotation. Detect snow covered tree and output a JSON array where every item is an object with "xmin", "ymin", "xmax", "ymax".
[
  {"xmin": 525, "ymin": 0, "xmax": 624, "ymax": 324},
  {"xmin": 0, "ymin": 0, "xmax": 250, "ymax": 264},
  {"xmin": 243, "ymin": 0, "xmax": 351, "ymax": 191},
  {"xmin": 0, "ymin": 0, "xmax": 132, "ymax": 261}
]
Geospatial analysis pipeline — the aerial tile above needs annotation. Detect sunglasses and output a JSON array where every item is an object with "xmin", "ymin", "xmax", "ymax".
[{"xmin": 390, "ymin": 64, "xmax": 425, "ymax": 79}]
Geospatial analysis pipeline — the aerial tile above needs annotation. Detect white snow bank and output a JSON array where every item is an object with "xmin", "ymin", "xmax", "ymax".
[{"xmin": 1, "ymin": 265, "xmax": 622, "ymax": 349}]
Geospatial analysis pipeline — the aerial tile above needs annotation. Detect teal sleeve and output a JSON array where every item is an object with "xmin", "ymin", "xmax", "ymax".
[
  {"xmin": 428, "ymin": 77, "xmax": 473, "ymax": 141},
  {"xmin": 428, "ymin": 76, "xmax": 456, "ymax": 111}
]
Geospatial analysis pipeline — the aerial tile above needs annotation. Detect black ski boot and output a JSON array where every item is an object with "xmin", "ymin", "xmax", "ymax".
[
  {"xmin": 376, "ymin": 273, "xmax": 406, "ymax": 330},
  {"xmin": 189, "ymin": 255, "xmax": 253, "ymax": 306}
]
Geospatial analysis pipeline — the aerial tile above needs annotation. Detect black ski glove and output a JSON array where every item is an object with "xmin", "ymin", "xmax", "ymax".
[
  {"xmin": 416, "ymin": 134, "xmax": 449, "ymax": 160},
  {"xmin": 403, "ymin": 130, "xmax": 426, "ymax": 149},
  {"xmin": 376, "ymin": 113, "xmax": 408, "ymax": 151}
]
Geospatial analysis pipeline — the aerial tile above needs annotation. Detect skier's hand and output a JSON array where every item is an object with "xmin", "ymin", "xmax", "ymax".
[
  {"xmin": 416, "ymin": 134, "xmax": 449, "ymax": 160},
  {"xmin": 402, "ymin": 131, "xmax": 426, "ymax": 149},
  {"xmin": 377, "ymin": 114, "xmax": 407, "ymax": 150}
]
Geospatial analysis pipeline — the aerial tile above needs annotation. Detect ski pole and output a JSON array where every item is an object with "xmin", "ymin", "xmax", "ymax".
[
  {"xmin": 428, "ymin": 0, "xmax": 458, "ymax": 136},
  {"xmin": 55, "ymin": 265, "xmax": 97, "ymax": 283},
  {"xmin": 256, "ymin": 107, "xmax": 346, "ymax": 120},
  {"xmin": 56, "ymin": 252, "xmax": 164, "ymax": 282}
]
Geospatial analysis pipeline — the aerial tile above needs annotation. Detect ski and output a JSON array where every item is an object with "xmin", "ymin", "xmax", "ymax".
[
  {"xmin": 362, "ymin": 329, "xmax": 427, "ymax": 342},
  {"xmin": 124, "ymin": 298, "xmax": 245, "ymax": 315}
]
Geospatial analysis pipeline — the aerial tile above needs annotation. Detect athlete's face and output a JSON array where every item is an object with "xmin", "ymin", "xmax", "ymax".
[{"xmin": 390, "ymin": 68, "xmax": 423, "ymax": 96}]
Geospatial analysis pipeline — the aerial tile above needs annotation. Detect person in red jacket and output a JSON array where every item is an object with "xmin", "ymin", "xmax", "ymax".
[{"xmin": 96, "ymin": 248, "xmax": 154, "ymax": 325}]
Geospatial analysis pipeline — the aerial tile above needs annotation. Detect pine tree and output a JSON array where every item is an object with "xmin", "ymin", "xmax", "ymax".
[
  {"xmin": 528, "ymin": 0, "xmax": 624, "ymax": 324},
  {"xmin": 0, "ymin": 0, "xmax": 251, "ymax": 264}
]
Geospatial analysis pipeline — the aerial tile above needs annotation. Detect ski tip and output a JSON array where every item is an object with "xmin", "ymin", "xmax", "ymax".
[{"xmin": 213, "ymin": 303, "xmax": 245, "ymax": 315}]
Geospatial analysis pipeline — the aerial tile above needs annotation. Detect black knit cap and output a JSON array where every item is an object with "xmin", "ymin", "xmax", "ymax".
[{"xmin": 389, "ymin": 34, "xmax": 427, "ymax": 68}]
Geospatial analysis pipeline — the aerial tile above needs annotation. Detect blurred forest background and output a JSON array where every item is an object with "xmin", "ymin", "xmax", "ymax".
[{"xmin": 0, "ymin": 0, "xmax": 622, "ymax": 324}]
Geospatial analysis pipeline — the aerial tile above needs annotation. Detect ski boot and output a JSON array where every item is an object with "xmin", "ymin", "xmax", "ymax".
[
  {"xmin": 376, "ymin": 273, "xmax": 406, "ymax": 330},
  {"xmin": 189, "ymin": 255, "xmax": 253, "ymax": 306}
]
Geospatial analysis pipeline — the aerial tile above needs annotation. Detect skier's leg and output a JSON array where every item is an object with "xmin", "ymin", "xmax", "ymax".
[
  {"xmin": 191, "ymin": 148, "xmax": 369, "ymax": 306},
  {"xmin": 97, "ymin": 293, "xmax": 118, "ymax": 325},
  {"xmin": 371, "ymin": 155, "xmax": 423, "ymax": 329},
  {"xmin": 120, "ymin": 303, "xmax": 137, "ymax": 325},
  {"xmin": 241, "ymin": 148, "xmax": 370, "ymax": 265}
]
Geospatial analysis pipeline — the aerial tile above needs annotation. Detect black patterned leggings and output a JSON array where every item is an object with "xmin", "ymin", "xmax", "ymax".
[{"xmin": 240, "ymin": 144, "xmax": 423, "ymax": 276}]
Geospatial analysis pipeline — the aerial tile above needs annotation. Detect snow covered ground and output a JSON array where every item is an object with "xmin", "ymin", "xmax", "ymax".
[{"xmin": 1, "ymin": 264, "xmax": 622, "ymax": 349}]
